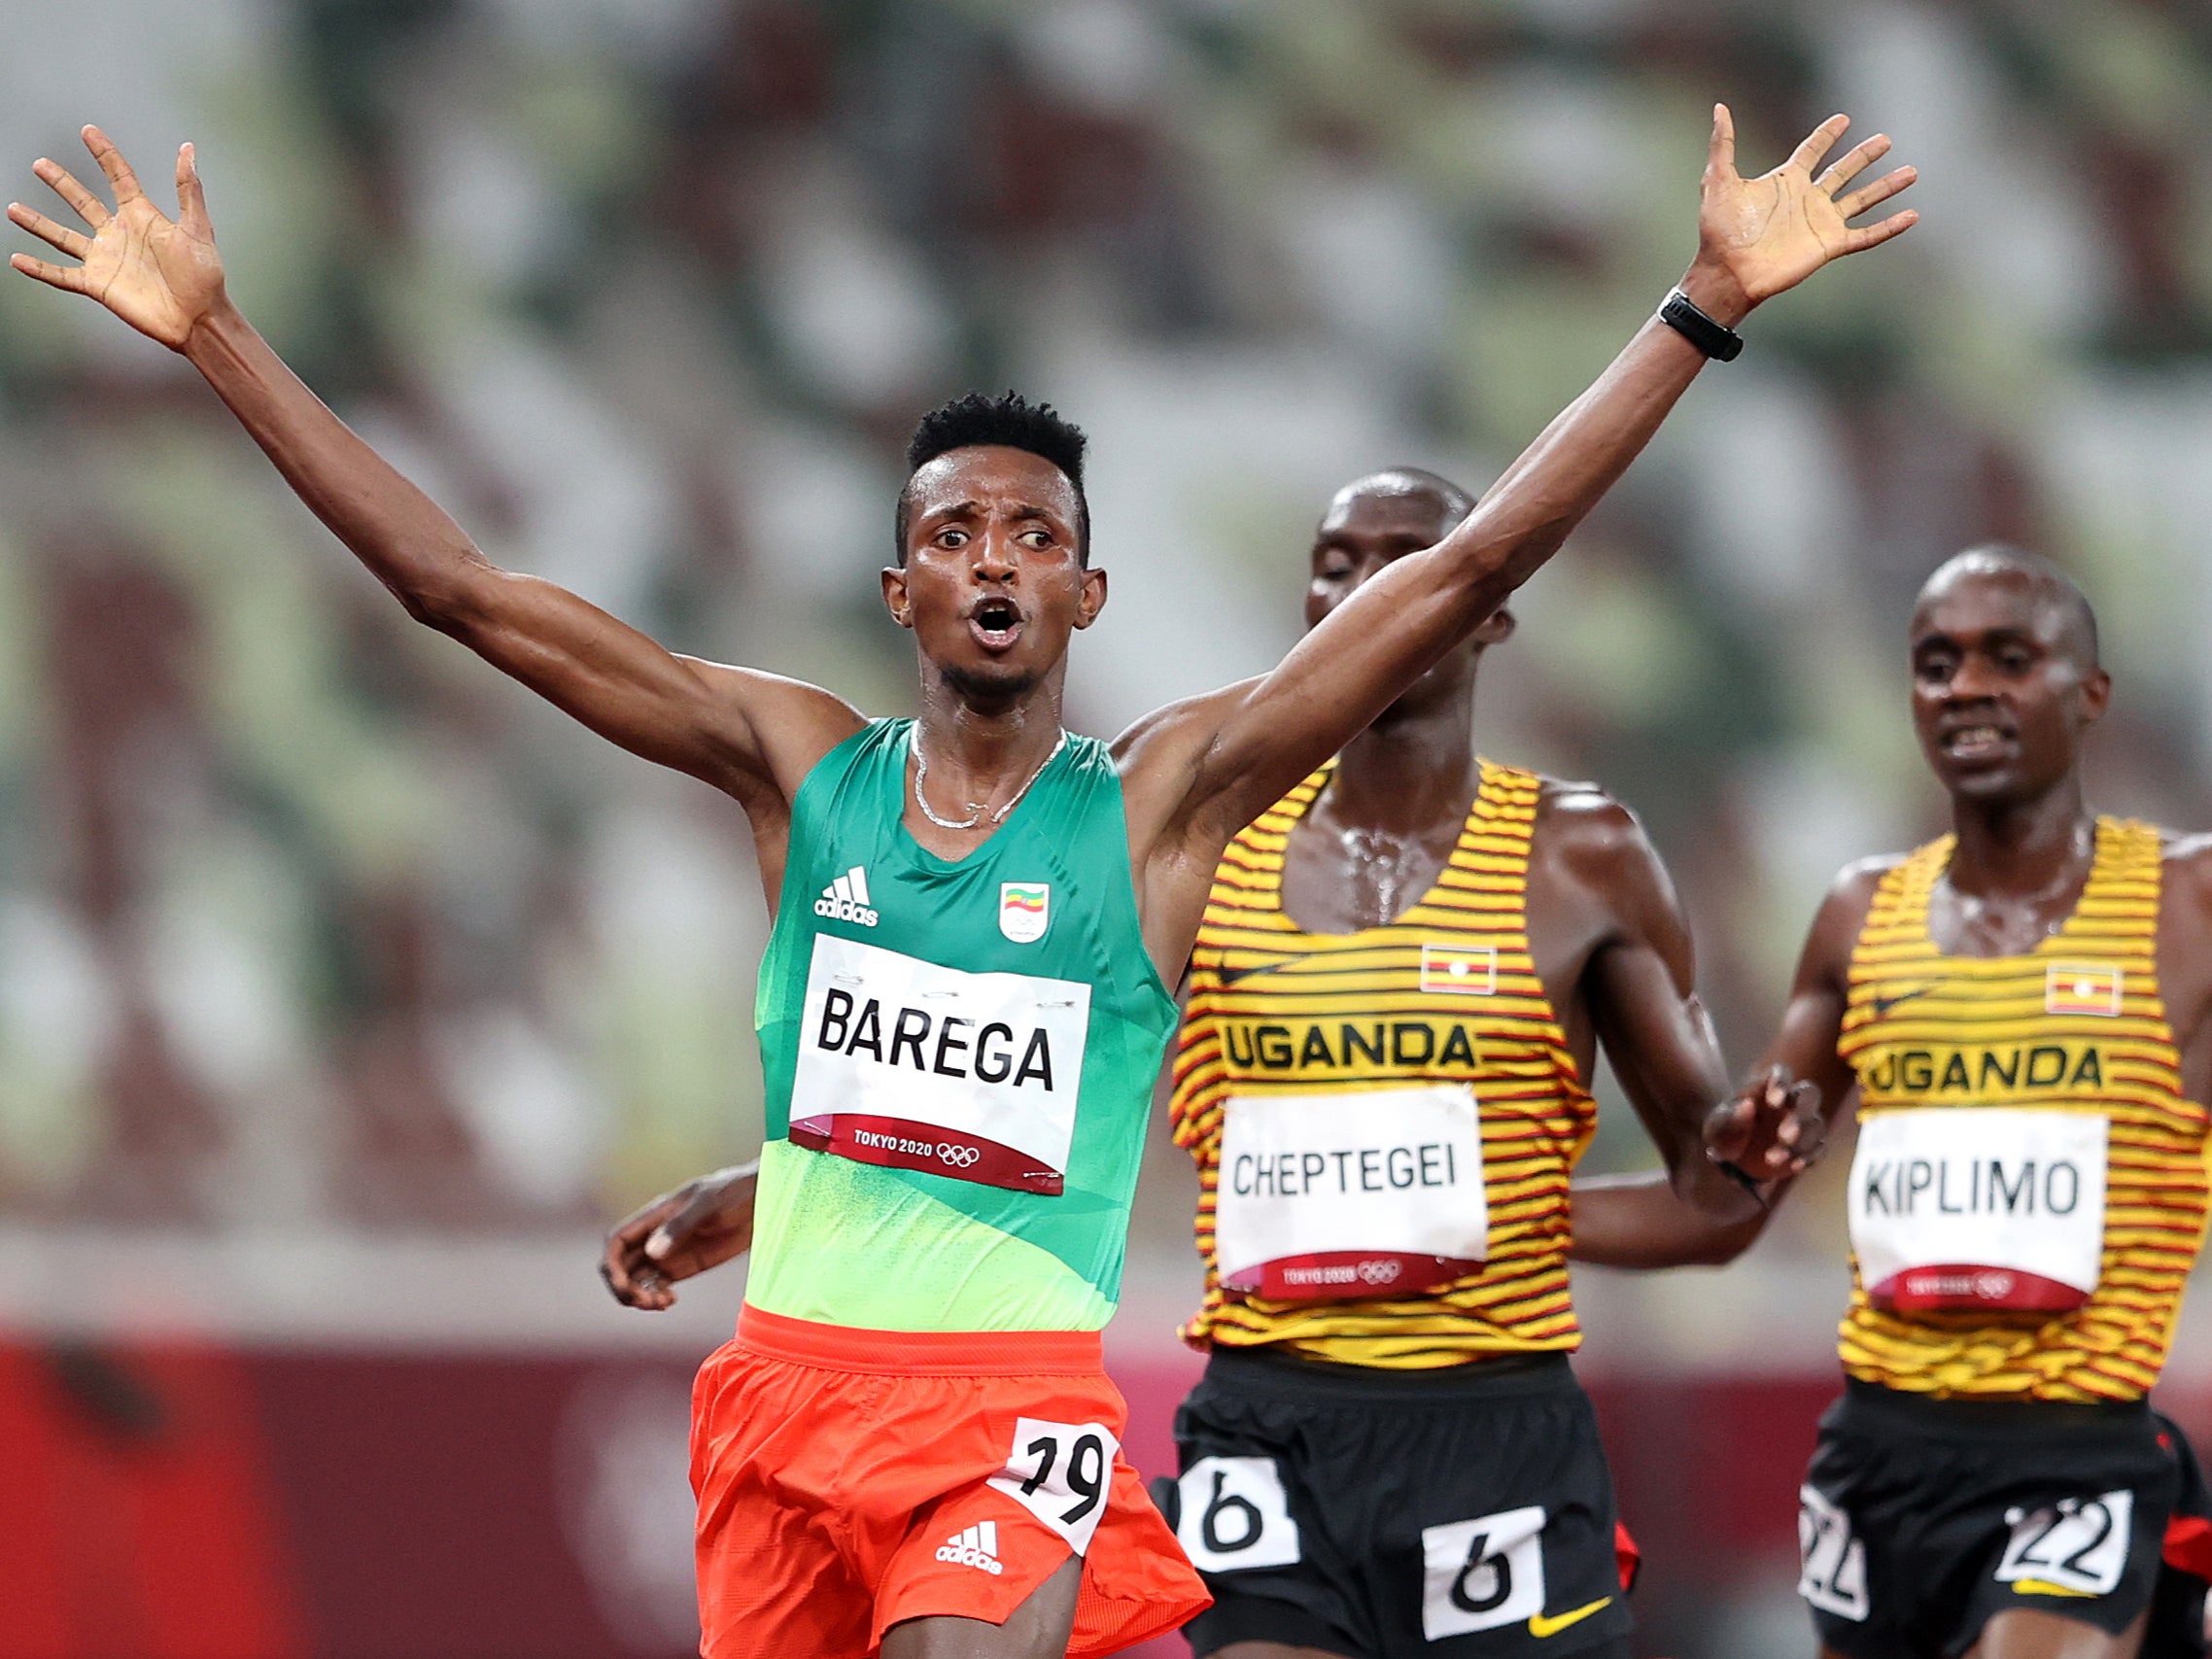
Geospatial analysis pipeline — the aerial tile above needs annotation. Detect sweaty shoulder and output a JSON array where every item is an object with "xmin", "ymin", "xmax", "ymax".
[
  {"xmin": 1109, "ymin": 679, "xmax": 1263, "ymax": 842},
  {"xmin": 1529, "ymin": 776, "xmax": 1669, "ymax": 896},
  {"xmin": 1533, "ymin": 777, "xmax": 1642, "ymax": 854},
  {"xmin": 2160, "ymin": 829, "xmax": 2212, "ymax": 887},
  {"xmin": 1802, "ymin": 853, "xmax": 1903, "ymax": 966},
  {"xmin": 708, "ymin": 666, "xmax": 871, "ymax": 809},
  {"xmin": 1831, "ymin": 851, "xmax": 1905, "ymax": 890},
  {"xmin": 1522, "ymin": 778, "xmax": 1690, "ymax": 962},
  {"xmin": 2153, "ymin": 833, "xmax": 2212, "ymax": 1054},
  {"xmin": 2157, "ymin": 829, "xmax": 2212, "ymax": 919}
]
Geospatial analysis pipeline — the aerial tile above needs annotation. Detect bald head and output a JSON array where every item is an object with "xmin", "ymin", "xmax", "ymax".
[
  {"xmin": 1327, "ymin": 467, "xmax": 1477, "ymax": 536},
  {"xmin": 1916, "ymin": 544, "xmax": 2099, "ymax": 670},
  {"xmin": 1306, "ymin": 464, "xmax": 1512, "ymax": 690}
]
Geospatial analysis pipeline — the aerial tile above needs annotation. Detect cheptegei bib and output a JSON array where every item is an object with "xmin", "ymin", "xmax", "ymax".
[
  {"xmin": 1848, "ymin": 1108, "xmax": 2108, "ymax": 1315},
  {"xmin": 789, "ymin": 934, "xmax": 1092, "ymax": 1193},
  {"xmin": 1212, "ymin": 1084, "xmax": 1487, "ymax": 1301}
]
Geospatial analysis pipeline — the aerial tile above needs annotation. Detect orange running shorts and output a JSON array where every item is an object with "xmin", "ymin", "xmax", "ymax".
[{"xmin": 691, "ymin": 1304, "xmax": 1210, "ymax": 1657}]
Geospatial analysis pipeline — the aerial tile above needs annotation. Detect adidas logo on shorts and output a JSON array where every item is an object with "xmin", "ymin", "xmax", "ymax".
[
  {"xmin": 935, "ymin": 1520, "xmax": 1004, "ymax": 1575},
  {"xmin": 813, "ymin": 865, "xmax": 878, "ymax": 927}
]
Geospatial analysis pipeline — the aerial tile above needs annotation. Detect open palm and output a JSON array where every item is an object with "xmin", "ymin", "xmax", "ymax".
[
  {"xmin": 1698, "ymin": 104, "xmax": 1918, "ymax": 311},
  {"xmin": 8, "ymin": 125, "xmax": 225, "ymax": 352}
]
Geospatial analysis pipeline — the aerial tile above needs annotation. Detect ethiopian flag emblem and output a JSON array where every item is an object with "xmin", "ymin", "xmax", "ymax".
[{"xmin": 999, "ymin": 881, "xmax": 1051, "ymax": 944}]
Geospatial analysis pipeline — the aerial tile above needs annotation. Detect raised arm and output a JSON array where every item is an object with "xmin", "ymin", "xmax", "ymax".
[
  {"xmin": 9, "ymin": 129, "xmax": 861, "ymax": 829},
  {"xmin": 1124, "ymin": 108, "xmax": 1916, "ymax": 939}
]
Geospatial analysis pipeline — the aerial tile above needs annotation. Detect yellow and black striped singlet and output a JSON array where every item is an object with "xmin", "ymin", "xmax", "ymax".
[
  {"xmin": 1837, "ymin": 817, "xmax": 2210, "ymax": 1401},
  {"xmin": 1170, "ymin": 759, "xmax": 1595, "ymax": 1368}
]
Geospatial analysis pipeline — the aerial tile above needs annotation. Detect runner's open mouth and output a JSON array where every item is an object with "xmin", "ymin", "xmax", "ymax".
[
  {"xmin": 971, "ymin": 597, "xmax": 1021, "ymax": 645},
  {"xmin": 1939, "ymin": 721, "xmax": 2014, "ymax": 759}
]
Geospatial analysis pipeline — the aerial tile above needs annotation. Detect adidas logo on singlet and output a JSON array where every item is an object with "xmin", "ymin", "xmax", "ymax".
[
  {"xmin": 936, "ymin": 1520, "xmax": 1004, "ymax": 1574},
  {"xmin": 813, "ymin": 865, "xmax": 879, "ymax": 927}
]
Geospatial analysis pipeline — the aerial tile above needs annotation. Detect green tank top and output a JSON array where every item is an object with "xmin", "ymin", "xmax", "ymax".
[{"xmin": 746, "ymin": 719, "xmax": 1178, "ymax": 1332}]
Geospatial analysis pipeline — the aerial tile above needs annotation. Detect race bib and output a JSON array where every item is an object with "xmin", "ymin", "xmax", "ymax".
[
  {"xmin": 1797, "ymin": 1486, "xmax": 1870, "ymax": 1621},
  {"xmin": 1173, "ymin": 1457, "xmax": 1301, "ymax": 1573},
  {"xmin": 1996, "ymin": 1489, "xmax": 2133, "ymax": 1598},
  {"xmin": 987, "ymin": 1418, "xmax": 1119, "ymax": 1555},
  {"xmin": 1214, "ymin": 1085, "xmax": 1487, "ymax": 1300},
  {"xmin": 788, "ymin": 935, "xmax": 1090, "ymax": 1192},
  {"xmin": 1848, "ymin": 1108, "xmax": 2107, "ymax": 1314},
  {"xmin": 1421, "ymin": 1506, "xmax": 1546, "ymax": 1640}
]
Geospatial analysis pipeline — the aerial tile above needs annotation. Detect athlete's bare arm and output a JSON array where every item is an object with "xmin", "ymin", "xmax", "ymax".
[
  {"xmin": 1706, "ymin": 859, "xmax": 1892, "ymax": 1178},
  {"xmin": 1114, "ymin": 107, "xmax": 1917, "ymax": 975},
  {"xmin": 600, "ymin": 1160, "xmax": 758, "ymax": 1310},
  {"xmin": 1520, "ymin": 786, "xmax": 1807, "ymax": 1263},
  {"xmin": 8, "ymin": 130, "xmax": 862, "ymax": 894},
  {"xmin": 2156, "ymin": 837, "xmax": 2212, "ymax": 1109}
]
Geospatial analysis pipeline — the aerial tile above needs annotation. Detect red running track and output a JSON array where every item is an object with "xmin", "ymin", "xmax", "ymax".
[{"xmin": 6, "ymin": 1337, "xmax": 2200, "ymax": 1658}]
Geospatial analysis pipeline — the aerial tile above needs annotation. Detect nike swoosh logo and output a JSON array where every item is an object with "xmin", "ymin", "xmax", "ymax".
[
  {"xmin": 2010, "ymin": 1577, "xmax": 2096, "ymax": 1599},
  {"xmin": 1871, "ymin": 985, "xmax": 1937, "ymax": 1017},
  {"xmin": 1214, "ymin": 959, "xmax": 1292, "ymax": 988},
  {"xmin": 1528, "ymin": 1596, "xmax": 1613, "ymax": 1638}
]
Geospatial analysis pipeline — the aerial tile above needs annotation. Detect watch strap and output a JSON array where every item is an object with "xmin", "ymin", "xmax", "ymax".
[{"xmin": 1659, "ymin": 287, "xmax": 1745, "ymax": 362}]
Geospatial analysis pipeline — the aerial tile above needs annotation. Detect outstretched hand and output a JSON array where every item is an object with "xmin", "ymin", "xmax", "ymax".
[
  {"xmin": 599, "ymin": 1161, "xmax": 759, "ymax": 1311},
  {"xmin": 1706, "ymin": 1064, "xmax": 1825, "ymax": 1183},
  {"xmin": 1687, "ymin": 104, "xmax": 1918, "ymax": 322},
  {"xmin": 8, "ymin": 125, "xmax": 225, "ymax": 351}
]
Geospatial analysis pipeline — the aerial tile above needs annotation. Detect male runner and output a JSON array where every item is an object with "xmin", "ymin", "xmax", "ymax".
[
  {"xmin": 9, "ymin": 108, "xmax": 1916, "ymax": 1658},
  {"xmin": 1158, "ymin": 465, "xmax": 1816, "ymax": 1659},
  {"xmin": 607, "ymin": 470, "xmax": 1821, "ymax": 1659},
  {"xmin": 1724, "ymin": 547, "xmax": 2212, "ymax": 1659}
]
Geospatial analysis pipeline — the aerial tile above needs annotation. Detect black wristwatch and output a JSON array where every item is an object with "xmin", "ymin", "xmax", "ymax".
[{"xmin": 1659, "ymin": 287, "xmax": 1745, "ymax": 362}]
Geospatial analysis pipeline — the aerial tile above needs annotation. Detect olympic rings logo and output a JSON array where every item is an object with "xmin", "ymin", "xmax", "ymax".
[
  {"xmin": 937, "ymin": 1144, "xmax": 983, "ymax": 1168},
  {"xmin": 1356, "ymin": 1259, "xmax": 1401, "ymax": 1285}
]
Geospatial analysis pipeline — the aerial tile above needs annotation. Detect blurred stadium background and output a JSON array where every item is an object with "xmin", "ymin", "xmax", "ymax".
[{"xmin": 6, "ymin": 1, "xmax": 2212, "ymax": 1654}]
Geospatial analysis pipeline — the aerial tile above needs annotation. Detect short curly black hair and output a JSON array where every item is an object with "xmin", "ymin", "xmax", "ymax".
[{"xmin": 894, "ymin": 391, "xmax": 1091, "ymax": 565}]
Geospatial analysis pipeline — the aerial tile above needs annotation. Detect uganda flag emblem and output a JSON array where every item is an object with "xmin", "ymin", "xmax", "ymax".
[
  {"xmin": 1420, "ymin": 943, "xmax": 1497, "ymax": 996},
  {"xmin": 2045, "ymin": 962, "xmax": 2123, "ymax": 1018},
  {"xmin": 999, "ymin": 881, "xmax": 1050, "ymax": 944}
]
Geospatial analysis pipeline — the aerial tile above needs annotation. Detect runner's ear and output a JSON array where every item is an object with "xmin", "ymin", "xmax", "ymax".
[
  {"xmin": 1074, "ymin": 565, "xmax": 1107, "ymax": 631},
  {"xmin": 2077, "ymin": 665, "xmax": 2111, "ymax": 725},
  {"xmin": 881, "ymin": 564, "xmax": 915, "ymax": 630},
  {"xmin": 1474, "ymin": 607, "xmax": 1516, "ymax": 648}
]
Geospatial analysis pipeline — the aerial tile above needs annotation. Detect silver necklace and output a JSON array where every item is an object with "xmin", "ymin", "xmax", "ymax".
[
  {"xmin": 913, "ymin": 728, "xmax": 1067, "ymax": 832},
  {"xmin": 1942, "ymin": 824, "xmax": 2095, "ymax": 938}
]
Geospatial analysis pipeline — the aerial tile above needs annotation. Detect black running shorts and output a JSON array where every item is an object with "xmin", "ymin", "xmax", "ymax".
[
  {"xmin": 1162, "ymin": 1347, "xmax": 1634, "ymax": 1659},
  {"xmin": 1799, "ymin": 1380, "xmax": 2189, "ymax": 1658},
  {"xmin": 2146, "ymin": 1410, "xmax": 2212, "ymax": 1659}
]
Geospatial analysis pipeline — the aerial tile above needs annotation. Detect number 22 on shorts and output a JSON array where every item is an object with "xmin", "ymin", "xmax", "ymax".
[
  {"xmin": 1797, "ymin": 1485, "xmax": 1870, "ymax": 1621},
  {"xmin": 988, "ymin": 1418, "xmax": 1120, "ymax": 1554},
  {"xmin": 1996, "ymin": 1490, "xmax": 2132, "ymax": 1598}
]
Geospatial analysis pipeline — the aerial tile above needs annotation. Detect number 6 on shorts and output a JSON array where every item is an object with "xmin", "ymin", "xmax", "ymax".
[
  {"xmin": 988, "ymin": 1417, "xmax": 1121, "ymax": 1554},
  {"xmin": 1172, "ymin": 1456, "xmax": 1301, "ymax": 1573}
]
